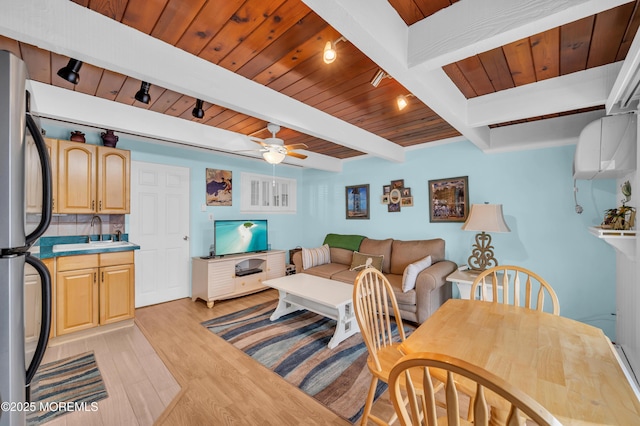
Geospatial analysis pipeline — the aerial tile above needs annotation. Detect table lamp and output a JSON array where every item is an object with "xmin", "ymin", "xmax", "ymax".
[{"xmin": 461, "ymin": 203, "xmax": 510, "ymax": 272}]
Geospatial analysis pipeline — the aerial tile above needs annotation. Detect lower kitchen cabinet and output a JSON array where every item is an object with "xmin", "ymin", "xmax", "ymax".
[{"xmin": 56, "ymin": 251, "xmax": 134, "ymax": 336}]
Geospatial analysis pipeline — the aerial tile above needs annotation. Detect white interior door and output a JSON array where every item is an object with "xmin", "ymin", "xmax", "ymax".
[{"xmin": 130, "ymin": 161, "xmax": 190, "ymax": 307}]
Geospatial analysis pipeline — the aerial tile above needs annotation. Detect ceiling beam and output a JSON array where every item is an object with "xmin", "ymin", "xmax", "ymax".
[
  {"xmin": 487, "ymin": 109, "xmax": 606, "ymax": 152},
  {"xmin": 607, "ymin": 19, "xmax": 640, "ymax": 114},
  {"xmin": 303, "ymin": 0, "xmax": 491, "ymax": 150},
  {"xmin": 0, "ymin": 0, "xmax": 404, "ymax": 165},
  {"xmin": 467, "ymin": 62, "xmax": 622, "ymax": 126},
  {"xmin": 408, "ymin": 0, "xmax": 634, "ymax": 70},
  {"xmin": 32, "ymin": 81, "xmax": 343, "ymax": 172}
]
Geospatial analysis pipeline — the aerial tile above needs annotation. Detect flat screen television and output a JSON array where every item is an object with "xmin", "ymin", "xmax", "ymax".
[{"xmin": 214, "ymin": 220, "xmax": 268, "ymax": 256}]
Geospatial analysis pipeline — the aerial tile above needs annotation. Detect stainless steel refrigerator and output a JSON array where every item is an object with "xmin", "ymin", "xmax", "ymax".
[{"xmin": 0, "ymin": 50, "xmax": 53, "ymax": 426}]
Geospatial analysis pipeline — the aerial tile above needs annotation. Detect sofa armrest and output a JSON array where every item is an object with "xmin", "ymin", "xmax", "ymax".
[
  {"xmin": 292, "ymin": 250, "xmax": 304, "ymax": 273},
  {"xmin": 413, "ymin": 260, "xmax": 457, "ymax": 323}
]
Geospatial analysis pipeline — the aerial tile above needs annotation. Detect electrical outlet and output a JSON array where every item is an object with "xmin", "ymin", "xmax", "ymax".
[
  {"xmin": 208, "ymin": 213, "xmax": 214, "ymax": 222},
  {"xmin": 201, "ymin": 203, "xmax": 207, "ymax": 212}
]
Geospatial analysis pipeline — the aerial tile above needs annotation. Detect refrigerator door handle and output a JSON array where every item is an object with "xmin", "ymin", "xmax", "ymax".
[
  {"xmin": 24, "ymin": 254, "xmax": 51, "ymax": 389},
  {"xmin": 25, "ymin": 114, "xmax": 52, "ymax": 246}
]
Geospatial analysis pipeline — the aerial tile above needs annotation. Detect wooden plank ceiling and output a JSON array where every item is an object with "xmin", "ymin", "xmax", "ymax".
[{"xmin": 1, "ymin": 0, "xmax": 638, "ymax": 160}]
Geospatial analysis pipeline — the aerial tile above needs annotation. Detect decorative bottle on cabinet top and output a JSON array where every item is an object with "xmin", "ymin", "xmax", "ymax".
[
  {"xmin": 69, "ymin": 131, "xmax": 85, "ymax": 143},
  {"xmin": 101, "ymin": 129, "xmax": 119, "ymax": 147}
]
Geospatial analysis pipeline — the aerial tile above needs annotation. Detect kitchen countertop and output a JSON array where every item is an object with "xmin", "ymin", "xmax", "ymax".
[{"xmin": 35, "ymin": 234, "xmax": 140, "ymax": 259}]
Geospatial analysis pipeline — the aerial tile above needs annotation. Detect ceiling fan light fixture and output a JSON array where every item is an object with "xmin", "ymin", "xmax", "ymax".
[
  {"xmin": 57, "ymin": 58, "xmax": 83, "ymax": 85},
  {"xmin": 192, "ymin": 98, "xmax": 204, "ymax": 119},
  {"xmin": 263, "ymin": 150, "xmax": 286, "ymax": 164},
  {"xmin": 396, "ymin": 93, "xmax": 415, "ymax": 111},
  {"xmin": 135, "ymin": 81, "xmax": 151, "ymax": 104},
  {"xmin": 323, "ymin": 36, "xmax": 346, "ymax": 64}
]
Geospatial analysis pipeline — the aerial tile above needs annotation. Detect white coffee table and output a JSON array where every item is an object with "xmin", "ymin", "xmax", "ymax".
[{"xmin": 263, "ymin": 273, "xmax": 359, "ymax": 349}]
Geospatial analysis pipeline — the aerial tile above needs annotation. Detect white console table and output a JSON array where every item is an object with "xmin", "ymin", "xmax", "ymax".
[{"xmin": 191, "ymin": 250, "xmax": 285, "ymax": 308}]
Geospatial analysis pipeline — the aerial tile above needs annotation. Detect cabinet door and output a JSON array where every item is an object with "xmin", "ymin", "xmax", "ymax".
[
  {"xmin": 266, "ymin": 251, "xmax": 285, "ymax": 279},
  {"xmin": 57, "ymin": 140, "xmax": 96, "ymax": 213},
  {"xmin": 56, "ymin": 267, "xmax": 99, "ymax": 335},
  {"xmin": 24, "ymin": 264, "xmax": 42, "ymax": 355},
  {"xmin": 97, "ymin": 146, "xmax": 130, "ymax": 213},
  {"xmin": 208, "ymin": 260, "xmax": 235, "ymax": 297},
  {"xmin": 45, "ymin": 138, "xmax": 58, "ymax": 213},
  {"xmin": 99, "ymin": 264, "xmax": 134, "ymax": 325}
]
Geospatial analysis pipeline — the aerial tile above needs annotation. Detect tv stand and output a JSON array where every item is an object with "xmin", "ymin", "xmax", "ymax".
[{"xmin": 191, "ymin": 250, "xmax": 285, "ymax": 308}]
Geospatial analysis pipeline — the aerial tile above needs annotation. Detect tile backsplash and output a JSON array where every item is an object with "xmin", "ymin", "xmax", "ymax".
[{"xmin": 27, "ymin": 214, "xmax": 125, "ymax": 237}]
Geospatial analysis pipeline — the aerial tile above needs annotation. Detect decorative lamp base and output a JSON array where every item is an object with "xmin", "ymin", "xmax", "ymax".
[{"xmin": 467, "ymin": 231, "xmax": 499, "ymax": 272}]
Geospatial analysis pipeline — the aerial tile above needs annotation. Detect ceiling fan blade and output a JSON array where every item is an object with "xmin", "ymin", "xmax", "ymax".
[
  {"xmin": 284, "ymin": 143, "xmax": 308, "ymax": 150},
  {"xmin": 286, "ymin": 151, "xmax": 307, "ymax": 159},
  {"xmin": 249, "ymin": 137, "xmax": 268, "ymax": 147}
]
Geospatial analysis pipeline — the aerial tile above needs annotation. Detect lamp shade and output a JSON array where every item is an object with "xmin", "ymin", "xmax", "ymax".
[{"xmin": 461, "ymin": 204, "xmax": 510, "ymax": 233}]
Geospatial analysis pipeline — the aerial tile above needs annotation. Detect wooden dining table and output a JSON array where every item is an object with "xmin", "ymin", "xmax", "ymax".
[{"xmin": 399, "ymin": 299, "xmax": 640, "ymax": 425}]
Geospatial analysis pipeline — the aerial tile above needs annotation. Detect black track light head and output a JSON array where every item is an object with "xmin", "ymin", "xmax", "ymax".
[
  {"xmin": 57, "ymin": 58, "xmax": 83, "ymax": 85},
  {"xmin": 135, "ymin": 81, "xmax": 151, "ymax": 104},
  {"xmin": 192, "ymin": 99, "xmax": 205, "ymax": 119}
]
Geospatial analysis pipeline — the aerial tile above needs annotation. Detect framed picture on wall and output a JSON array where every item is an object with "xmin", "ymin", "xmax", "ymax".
[
  {"xmin": 346, "ymin": 184, "xmax": 370, "ymax": 219},
  {"xmin": 206, "ymin": 169, "xmax": 232, "ymax": 206},
  {"xmin": 428, "ymin": 176, "xmax": 469, "ymax": 222}
]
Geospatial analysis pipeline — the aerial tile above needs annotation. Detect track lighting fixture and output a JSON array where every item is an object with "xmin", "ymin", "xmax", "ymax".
[
  {"xmin": 135, "ymin": 81, "xmax": 151, "ymax": 104},
  {"xmin": 323, "ymin": 36, "xmax": 347, "ymax": 64},
  {"xmin": 57, "ymin": 58, "xmax": 83, "ymax": 85},
  {"xmin": 370, "ymin": 69, "xmax": 392, "ymax": 87},
  {"xmin": 192, "ymin": 99, "xmax": 204, "ymax": 119},
  {"xmin": 396, "ymin": 93, "xmax": 415, "ymax": 111}
]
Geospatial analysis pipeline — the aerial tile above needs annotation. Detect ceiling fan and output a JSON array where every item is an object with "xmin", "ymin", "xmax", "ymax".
[{"xmin": 247, "ymin": 123, "xmax": 308, "ymax": 164}]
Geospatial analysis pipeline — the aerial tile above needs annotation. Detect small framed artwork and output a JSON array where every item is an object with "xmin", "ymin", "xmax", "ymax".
[
  {"xmin": 346, "ymin": 184, "xmax": 370, "ymax": 219},
  {"xmin": 206, "ymin": 169, "xmax": 232, "ymax": 206},
  {"xmin": 391, "ymin": 179, "xmax": 404, "ymax": 190},
  {"xmin": 401, "ymin": 187, "xmax": 411, "ymax": 197},
  {"xmin": 401, "ymin": 197, "xmax": 413, "ymax": 207},
  {"xmin": 428, "ymin": 176, "xmax": 469, "ymax": 222},
  {"xmin": 383, "ymin": 185, "xmax": 391, "ymax": 194},
  {"xmin": 381, "ymin": 194, "xmax": 390, "ymax": 205},
  {"xmin": 388, "ymin": 202, "xmax": 400, "ymax": 212}
]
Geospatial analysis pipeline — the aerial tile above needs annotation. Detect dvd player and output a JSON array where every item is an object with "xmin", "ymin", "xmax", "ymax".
[{"xmin": 235, "ymin": 267, "xmax": 262, "ymax": 276}]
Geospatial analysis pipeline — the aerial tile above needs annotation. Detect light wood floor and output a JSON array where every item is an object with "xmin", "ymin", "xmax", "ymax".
[
  {"xmin": 40, "ymin": 323, "xmax": 180, "ymax": 426},
  {"xmin": 42, "ymin": 289, "xmax": 398, "ymax": 425}
]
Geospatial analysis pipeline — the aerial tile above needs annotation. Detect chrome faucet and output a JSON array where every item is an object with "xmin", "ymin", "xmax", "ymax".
[{"xmin": 90, "ymin": 215, "xmax": 103, "ymax": 242}]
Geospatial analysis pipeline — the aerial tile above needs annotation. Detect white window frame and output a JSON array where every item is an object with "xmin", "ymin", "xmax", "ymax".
[{"xmin": 240, "ymin": 172, "xmax": 297, "ymax": 214}]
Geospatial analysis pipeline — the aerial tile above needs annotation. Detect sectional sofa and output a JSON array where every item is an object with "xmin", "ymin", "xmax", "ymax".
[{"xmin": 292, "ymin": 234, "xmax": 457, "ymax": 323}]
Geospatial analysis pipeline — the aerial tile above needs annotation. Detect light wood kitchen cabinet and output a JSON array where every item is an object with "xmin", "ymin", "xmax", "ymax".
[
  {"xmin": 56, "ymin": 254, "xmax": 99, "ymax": 335},
  {"xmin": 55, "ymin": 251, "xmax": 135, "ymax": 336},
  {"xmin": 99, "ymin": 252, "xmax": 135, "ymax": 325},
  {"xmin": 55, "ymin": 139, "xmax": 130, "ymax": 214}
]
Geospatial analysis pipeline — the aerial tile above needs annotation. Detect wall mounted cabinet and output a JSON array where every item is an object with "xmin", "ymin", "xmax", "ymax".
[{"xmin": 43, "ymin": 139, "xmax": 130, "ymax": 214}]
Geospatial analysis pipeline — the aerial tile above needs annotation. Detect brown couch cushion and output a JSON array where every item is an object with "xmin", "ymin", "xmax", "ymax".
[
  {"xmin": 302, "ymin": 263, "xmax": 349, "ymax": 279},
  {"xmin": 386, "ymin": 274, "xmax": 417, "ymax": 305},
  {"xmin": 390, "ymin": 239, "xmax": 445, "ymax": 275},
  {"xmin": 359, "ymin": 238, "xmax": 393, "ymax": 273},
  {"xmin": 331, "ymin": 268, "xmax": 359, "ymax": 284},
  {"xmin": 330, "ymin": 247, "xmax": 354, "ymax": 265}
]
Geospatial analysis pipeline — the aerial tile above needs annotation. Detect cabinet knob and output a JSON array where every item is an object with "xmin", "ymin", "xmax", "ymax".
[{"xmin": 183, "ymin": 236, "xmax": 189, "ymax": 241}]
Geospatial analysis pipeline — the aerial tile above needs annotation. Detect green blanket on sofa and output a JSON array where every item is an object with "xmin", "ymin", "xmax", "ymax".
[{"xmin": 323, "ymin": 233, "xmax": 365, "ymax": 251}]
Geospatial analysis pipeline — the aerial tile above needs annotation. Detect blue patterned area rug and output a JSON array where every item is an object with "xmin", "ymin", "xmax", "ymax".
[
  {"xmin": 27, "ymin": 351, "xmax": 108, "ymax": 426},
  {"xmin": 202, "ymin": 300, "xmax": 389, "ymax": 423}
]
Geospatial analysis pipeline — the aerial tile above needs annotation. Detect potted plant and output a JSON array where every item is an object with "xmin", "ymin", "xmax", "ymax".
[{"xmin": 602, "ymin": 181, "xmax": 636, "ymax": 230}]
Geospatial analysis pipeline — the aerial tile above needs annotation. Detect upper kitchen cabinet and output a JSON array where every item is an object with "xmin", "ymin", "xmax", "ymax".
[
  {"xmin": 97, "ymin": 145, "xmax": 130, "ymax": 214},
  {"xmin": 56, "ymin": 139, "xmax": 130, "ymax": 214}
]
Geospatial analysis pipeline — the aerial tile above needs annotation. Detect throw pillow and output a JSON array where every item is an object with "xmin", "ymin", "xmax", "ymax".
[
  {"xmin": 402, "ymin": 255, "xmax": 432, "ymax": 292},
  {"xmin": 301, "ymin": 244, "xmax": 331, "ymax": 270},
  {"xmin": 350, "ymin": 251, "xmax": 384, "ymax": 272}
]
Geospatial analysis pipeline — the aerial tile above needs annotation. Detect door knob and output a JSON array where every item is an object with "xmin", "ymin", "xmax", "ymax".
[{"xmin": 183, "ymin": 236, "xmax": 189, "ymax": 241}]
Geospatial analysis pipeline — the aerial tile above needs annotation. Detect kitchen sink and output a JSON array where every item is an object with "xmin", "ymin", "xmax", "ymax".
[{"xmin": 52, "ymin": 241, "xmax": 137, "ymax": 252}]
